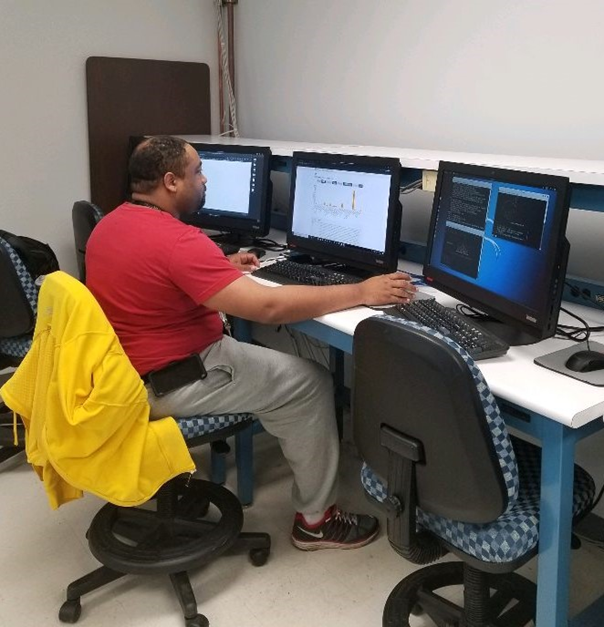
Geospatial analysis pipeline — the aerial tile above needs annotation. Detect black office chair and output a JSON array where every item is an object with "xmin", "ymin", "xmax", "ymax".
[
  {"xmin": 352, "ymin": 316, "xmax": 595, "ymax": 627},
  {"xmin": 72, "ymin": 200, "xmax": 104, "ymax": 283},
  {"xmin": 1, "ymin": 269, "xmax": 270, "ymax": 626},
  {"xmin": 0, "ymin": 235, "xmax": 39, "ymax": 466},
  {"xmin": 61, "ymin": 415, "xmax": 271, "ymax": 627},
  {"xmin": 71, "ymin": 199, "xmax": 260, "ymax": 506}
]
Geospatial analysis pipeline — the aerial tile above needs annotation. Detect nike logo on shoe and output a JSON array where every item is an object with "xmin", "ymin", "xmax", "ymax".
[{"xmin": 298, "ymin": 527, "xmax": 324, "ymax": 539}]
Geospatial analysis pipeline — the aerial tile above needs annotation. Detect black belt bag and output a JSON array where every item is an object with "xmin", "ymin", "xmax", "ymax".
[{"xmin": 142, "ymin": 354, "xmax": 207, "ymax": 397}]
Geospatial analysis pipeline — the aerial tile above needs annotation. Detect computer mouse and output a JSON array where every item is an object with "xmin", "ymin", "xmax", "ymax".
[
  {"xmin": 247, "ymin": 247, "xmax": 266, "ymax": 259},
  {"xmin": 565, "ymin": 350, "xmax": 604, "ymax": 373}
]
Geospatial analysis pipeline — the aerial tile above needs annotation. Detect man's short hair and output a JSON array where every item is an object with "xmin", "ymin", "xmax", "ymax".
[{"xmin": 129, "ymin": 136, "xmax": 189, "ymax": 194}]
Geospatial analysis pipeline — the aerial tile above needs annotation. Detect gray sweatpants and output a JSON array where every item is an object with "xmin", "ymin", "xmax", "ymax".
[{"xmin": 147, "ymin": 335, "xmax": 339, "ymax": 516}]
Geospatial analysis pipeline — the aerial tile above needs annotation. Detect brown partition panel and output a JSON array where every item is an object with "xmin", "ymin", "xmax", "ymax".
[{"xmin": 86, "ymin": 56, "xmax": 211, "ymax": 212}]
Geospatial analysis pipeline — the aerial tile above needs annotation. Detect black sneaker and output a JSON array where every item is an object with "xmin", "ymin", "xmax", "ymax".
[{"xmin": 291, "ymin": 505, "xmax": 379, "ymax": 550}]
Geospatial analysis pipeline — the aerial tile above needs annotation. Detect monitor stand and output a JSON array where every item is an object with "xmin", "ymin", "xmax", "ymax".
[
  {"xmin": 287, "ymin": 253, "xmax": 374, "ymax": 279},
  {"xmin": 475, "ymin": 319, "xmax": 541, "ymax": 347},
  {"xmin": 210, "ymin": 232, "xmax": 255, "ymax": 248},
  {"xmin": 288, "ymin": 252, "xmax": 321, "ymax": 264}
]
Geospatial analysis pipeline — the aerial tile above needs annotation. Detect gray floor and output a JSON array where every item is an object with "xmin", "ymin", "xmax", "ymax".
[{"xmin": 1, "ymin": 431, "xmax": 604, "ymax": 627}]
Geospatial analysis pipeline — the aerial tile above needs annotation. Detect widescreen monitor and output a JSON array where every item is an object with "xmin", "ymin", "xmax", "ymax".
[
  {"xmin": 424, "ymin": 161, "xmax": 571, "ymax": 344},
  {"xmin": 287, "ymin": 151, "xmax": 402, "ymax": 274},
  {"xmin": 183, "ymin": 143, "xmax": 272, "ymax": 245}
]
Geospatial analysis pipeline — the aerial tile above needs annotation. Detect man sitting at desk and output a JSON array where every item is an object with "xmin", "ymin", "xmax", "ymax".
[{"xmin": 86, "ymin": 135, "xmax": 416, "ymax": 550}]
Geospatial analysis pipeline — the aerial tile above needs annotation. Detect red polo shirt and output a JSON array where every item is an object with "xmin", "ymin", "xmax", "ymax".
[{"xmin": 86, "ymin": 203, "xmax": 242, "ymax": 374}]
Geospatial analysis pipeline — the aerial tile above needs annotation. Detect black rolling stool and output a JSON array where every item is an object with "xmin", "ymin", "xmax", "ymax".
[{"xmin": 59, "ymin": 416, "xmax": 271, "ymax": 627}]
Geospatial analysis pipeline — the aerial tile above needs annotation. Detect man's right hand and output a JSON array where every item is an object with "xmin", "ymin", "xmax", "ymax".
[
  {"xmin": 358, "ymin": 272, "xmax": 417, "ymax": 306},
  {"xmin": 205, "ymin": 272, "xmax": 419, "ymax": 325}
]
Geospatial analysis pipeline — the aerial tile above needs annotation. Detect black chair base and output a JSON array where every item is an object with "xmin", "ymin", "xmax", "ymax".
[
  {"xmin": 59, "ymin": 478, "xmax": 270, "ymax": 626},
  {"xmin": 0, "ymin": 402, "xmax": 26, "ymax": 471},
  {"xmin": 383, "ymin": 561, "xmax": 536, "ymax": 627},
  {"xmin": 0, "ymin": 445, "xmax": 25, "ymax": 469}
]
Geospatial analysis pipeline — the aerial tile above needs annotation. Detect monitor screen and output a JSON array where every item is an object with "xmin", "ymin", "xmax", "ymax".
[
  {"xmin": 183, "ymin": 143, "xmax": 272, "ymax": 244},
  {"xmin": 424, "ymin": 161, "xmax": 571, "ymax": 343},
  {"xmin": 287, "ymin": 151, "xmax": 402, "ymax": 274}
]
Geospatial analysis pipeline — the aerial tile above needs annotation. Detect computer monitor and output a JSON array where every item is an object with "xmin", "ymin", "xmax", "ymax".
[
  {"xmin": 424, "ymin": 161, "xmax": 571, "ymax": 344},
  {"xmin": 287, "ymin": 151, "xmax": 402, "ymax": 274},
  {"xmin": 183, "ymin": 143, "xmax": 272, "ymax": 246}
]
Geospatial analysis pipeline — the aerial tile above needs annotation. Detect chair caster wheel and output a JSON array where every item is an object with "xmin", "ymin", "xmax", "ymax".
[
  {"xmin": 59, "ymin": 599, "xmax": 82, "ymax": 623},
  {"xmin": 250, "ymin": 548, "xmax": 269, "ymax": 566},
  {"xmin": 185, "ymin": 613, "xmax": 209, "ymax": 627}
]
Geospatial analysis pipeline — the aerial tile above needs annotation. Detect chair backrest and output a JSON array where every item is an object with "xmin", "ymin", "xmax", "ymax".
[
  {"xmin": 0, "ymin": 236, "xmax": 38, "ymax": 361},
  {"xmin": 352, "ymin": 316, "xmax": 516, "ymax": 524},
  {"xmin": 72, "ymin": 200, "xmax": 104, "ymax": 282}
]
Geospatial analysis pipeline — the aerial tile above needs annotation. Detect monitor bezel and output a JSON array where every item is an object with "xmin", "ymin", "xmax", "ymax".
[
  {"xmin": 286, "ymin": 151, "xmax": 402, "ymax": 273},
  {"xmin": 184, "ymin": 143, "xmax": 273, "ymax": 238},
  {"xmin": 423, "ymin": 161, "xmax": 571, "ymax": 341}
]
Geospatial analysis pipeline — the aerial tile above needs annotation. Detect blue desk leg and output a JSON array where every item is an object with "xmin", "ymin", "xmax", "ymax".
[
  {"xmin": 231, "ymin": 317, "xmax": 253, "ymax": 343},
  {"xmin": 535, "ymin": 418, "xmax": 576, "ymax": 627},
  {"xmin": 210, "ymin": 447, "xmax": 227, "ymax": 485},
  {"xmin": 235, "ymin": 422, "xmax": 254, "ymax": 506},
  {"xmin": 330, "ymin": 346, "xmax": 345, "ymax": 440}
]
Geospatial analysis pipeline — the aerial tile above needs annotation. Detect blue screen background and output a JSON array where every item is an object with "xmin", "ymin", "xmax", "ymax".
[{"xmin": 430, "ymin": 176, "xmax": 558, "ymax": 313}]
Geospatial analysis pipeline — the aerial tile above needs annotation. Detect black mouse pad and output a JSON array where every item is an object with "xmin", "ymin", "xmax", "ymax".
[{"xmin": 534, "ymin": 340, "xmax": 604, "ymax": 386}]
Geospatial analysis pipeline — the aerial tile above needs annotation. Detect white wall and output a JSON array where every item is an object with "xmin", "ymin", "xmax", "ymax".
[
  {"xmin": 236, "ymin": 0, "xmax": 604, "ymax": 159},
  {"xmin": 0, "ymin": 0, "xmax": 218, "ymax": 275},
  {"xmin": 3, "ymin": 2, "xmax": 602, "ymax": 277},
  {"xmin": 234, "ymin": 1, "xmax": 604, "ymax": 281}
]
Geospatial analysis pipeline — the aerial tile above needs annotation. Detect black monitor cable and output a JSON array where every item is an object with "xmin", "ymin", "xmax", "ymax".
[
  {"xmin": 557, "ymin": 307, "xmax": 593, "ymax": 344},
  {"xmin": 560, "ymin": 281, "xmax": 604, "ymax": 344},
  {"xmin": 454, "ymin": 303, "xmax": 492, "ymax": 322},
  {"xmin": 400, "ymin": 179, "xmax": 423, "ymax": 195},
  {"xmin": 454, "ymin": 301, "xmax": 603, "ymax": 343},
  {"xmin": 252, "ymin": 238, "xmax": 287, "ymax": 252}
]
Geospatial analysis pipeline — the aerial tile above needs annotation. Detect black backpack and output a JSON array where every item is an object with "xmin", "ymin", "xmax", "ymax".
[{"xmin": 0, "ymin": 229, "xmax": 59, "ymax": 278}]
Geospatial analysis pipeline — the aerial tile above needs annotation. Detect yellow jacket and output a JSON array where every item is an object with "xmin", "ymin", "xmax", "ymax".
[{"xmin": 0, "ymin": 271, "xmax": 195, "ymax": 509}]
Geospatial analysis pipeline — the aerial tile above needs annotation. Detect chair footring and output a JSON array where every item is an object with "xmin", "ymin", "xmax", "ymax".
[
  {"xmin": 87, "ymin": 479, "xmax": 244, "ymax": 575},
  {"xmin": 58, "ymin": 478, "xmax": 271, "ymax": 624},
  {"xmin": 383, "ymin": 562, "xmax": 536, "ymax": 627}
]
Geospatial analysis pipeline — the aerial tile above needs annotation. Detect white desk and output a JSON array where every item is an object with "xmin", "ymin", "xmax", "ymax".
[
  {"xmin": 236, "ymin": 265, "xmax": 604, "ymax": 627},
  {"xmin": 251, "ymin": 252, "xmax": 604, "ymax": 429},
  {"xmin": 189, "ymin": 134, "xmax": 604, "ymax": 625}
]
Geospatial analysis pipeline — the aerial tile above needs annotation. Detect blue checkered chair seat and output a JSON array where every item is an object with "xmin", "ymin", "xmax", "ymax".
[
  {"xmin": 362, "ymin": 437, "xmax": 594, "ymax": 563},
  {"xmin": 175, "ymin": 413, "xmax": 255, "ymax": 440},
  {"xmin": 0, "ymin": 335, "xmax": 32, "ymax": 360},
  {"xmin": 360, "ymin": 318, "xmax": 595, "ymax": 564},
  {"xmin": 0, "ymin": 237, "xmax": 38, "ymax": 359},
  {"xmin": 175, "ymin": 412, "xmax": 258, "ymax": 507}
]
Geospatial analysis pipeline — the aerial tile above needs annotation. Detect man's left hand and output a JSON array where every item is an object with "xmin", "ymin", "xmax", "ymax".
[{"xmin": 228, "ymin": 252, "xmax": 261, "ymax": 272}]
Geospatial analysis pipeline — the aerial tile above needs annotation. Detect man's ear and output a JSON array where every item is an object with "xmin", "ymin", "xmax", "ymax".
[{"xmin": 163, "ymin": 171, "xmax": 178, "ymax": 192}]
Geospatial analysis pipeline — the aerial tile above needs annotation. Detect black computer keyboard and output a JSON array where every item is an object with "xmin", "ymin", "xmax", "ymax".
[
  {"xmin": 389, "ymin": 298, "xmax": 509, "ymax": 361},
  {"xmin": 254, "ymin": 260, "xmax": 364, "ymax": 286}
]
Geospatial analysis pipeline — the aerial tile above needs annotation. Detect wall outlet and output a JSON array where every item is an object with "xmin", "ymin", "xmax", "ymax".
[{"xmin": 422, "ymin": 170, "xmax": 438, "ymax": 192}]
